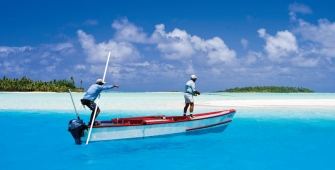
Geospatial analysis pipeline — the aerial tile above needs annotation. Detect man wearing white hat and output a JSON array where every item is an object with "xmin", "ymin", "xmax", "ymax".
[
  {"xmin": 184, "ymin": 75, "xmax": 200, "ymax": 118},
  {"xmin": 81, "ymin": 78, "xmax": 119, "ymax": 126}
]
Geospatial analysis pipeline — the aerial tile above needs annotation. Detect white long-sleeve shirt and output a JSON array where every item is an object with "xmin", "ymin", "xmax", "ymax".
[{"xmin": 184, "ymin": 80, "xmax": 196, "ymax": 95}]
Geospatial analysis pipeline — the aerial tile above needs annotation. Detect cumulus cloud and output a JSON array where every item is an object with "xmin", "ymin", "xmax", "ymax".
[
  {"xmin": 152, "ymin": 24, "xmax": 236, "ymax": 64},
  {"xmin": 112, "ymin": 18, "xmax": 148, "ymax": 43},
  {"xmin": 194, "ymin": 36, "xmax": 237, "ymax": 65},
  {"xmin": 258, "ymin": 28, "xmax": 298, "ymax": 61},
  {"xmin": 77, "ymin": 30, "xmax": 141, "ymax": 64},
  {"xmin": 111, "ymin": 19, "xmax": 236, "ymax": 65},
  {"xmin": 293, "ymin": 19, "xmax": 335, "ymax": 58},
  {"xmin": 150, "ymin": 24, "xmax": 195, "ymax": 60},
  {"xmin": 3, "ymin": 15, "xmax": 334, "ymax": 91},
  {"xmin": 243, "ymin": 51, "xmax": 263, "ymax": 65}
]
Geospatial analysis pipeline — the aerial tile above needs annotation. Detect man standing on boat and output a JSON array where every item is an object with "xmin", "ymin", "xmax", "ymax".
[
  {"xmin": 184, "ymin": 75, "xmax": 200, "ymax": 118},
  {"xmin": 81, "ymin": 79, "xmax": 119, "ymax": 126}
]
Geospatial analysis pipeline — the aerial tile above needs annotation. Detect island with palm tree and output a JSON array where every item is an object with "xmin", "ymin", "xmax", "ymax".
[{"xmin": 0, "ymin": 76, "xmax": 84, "ymax": 92}]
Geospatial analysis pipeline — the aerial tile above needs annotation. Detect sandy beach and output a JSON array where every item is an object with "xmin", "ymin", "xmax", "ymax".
[{"xmin": 197, "ymin": 99, "xmax": 335, "ymax": 109}]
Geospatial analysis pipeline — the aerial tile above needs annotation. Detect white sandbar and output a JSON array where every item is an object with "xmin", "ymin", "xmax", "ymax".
[{"xmin": 197, "ymin": 99, "xmax": 335, "ymax": 109}]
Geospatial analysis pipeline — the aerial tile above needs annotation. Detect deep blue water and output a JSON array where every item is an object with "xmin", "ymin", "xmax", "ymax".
[{"xmin": 1, "ymin": 109, "xmax": 335, "ymax": 170}]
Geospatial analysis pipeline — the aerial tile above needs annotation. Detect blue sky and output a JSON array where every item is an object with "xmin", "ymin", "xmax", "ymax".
[{"xmin": 1, "ymin": 0, "xmax": 335, "ymax": 92}]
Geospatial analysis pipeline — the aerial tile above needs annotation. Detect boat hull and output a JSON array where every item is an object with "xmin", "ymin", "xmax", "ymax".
[{"xmin": 83, "ymin": 109, "xmax": 236, "ymax": 142}]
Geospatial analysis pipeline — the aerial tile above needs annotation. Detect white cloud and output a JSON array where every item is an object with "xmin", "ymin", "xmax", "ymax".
[
  {"xmin": 153, "ymin": 25, "xmax": 195, "ymax": 60},
  {"xmin": 3, "ymin": 16, "xmax": 333, "ymax": 91},
  {"xmin": 111, "ymin": 19, "xmax": 236, "ymax": 65},
  {"xmin": 0, "ymin": 61, "xmax": 25, "ymax": 74},
  {"xmin": 49, "ymin": 43, "xmax": 74, "ymax": 51},
  {"xmin": 83, "ymin": 19, "xmax": 99, "ymax": 26},
  {"xmin": 40, "ymin": 59, "xmax": 49, "ymax": 65},
  {"xmin": 152, "ymin": 24, "xmax": 236, "ymax": 64},
  {"xmin": 291, "ymin": 56, "xmax": 319, "ymax": 67},
  {"xmin": 75, "ymin": 64, "xmax": 86, "ymax": 70},
  {"xmin": 241, "ymin": 38, "xmax": 249, "ymax": 49},
  {"xmin": 289, "ymin": 3, "xmax": 312, "ymax": 21},
  {"xmin": 210, "ymin": 67, "xmax": 223, "ymax": 77},
  {"xmin": 243, "ymin": 51, "xmax": 263, "ymax": 65},
  {"xmin": 46, "ymin": 64, "xmax": 56, "ymax": 72},
  {"xmin": 289, "ymin": 3, "xmax": 312, "ymax": 14},
  {"xmin": 293, "ymin": 19, "xmax": 335, "ymax": 57},
  {"xmin": 112, "ymin": 18, "xmax": 148, "ymax": 43},
  {"xmin": 197, "ymin": 37, "xmax": 237, "ymax": 65},
  {"xmin": 126, "ymin": 61, "xmax": 150, "ymax": 67},
  {"xmin": 0, "ymin": 42, "xmax": 78, "ymax": 77},
  {"xmin": 77, "ymin": 30, "xmax": 141, "ymax": 64},
  {"xmin": 0, "ymin": 43, "xmax": 72, "ymax": 58},
  {"xmin": 236, "ymin": 4, "xmax": 332, "ymax": 72},
  {"xmin": 0, "ymin": 46, "xmax": 32, "ymax": 57},
  {"xmin": 258, "ymin": 28, "xmax": 298, "ymax": 61}
]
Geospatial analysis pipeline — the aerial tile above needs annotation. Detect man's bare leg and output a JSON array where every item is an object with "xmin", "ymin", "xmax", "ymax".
[
  {"xmin": 89, "ymin": 107, "xmax": 100, "ymax": 125},
  {"xmin": 184, "ymin": 103, "xmax": 190, "ymax": 116},
  {"xmin": 189, "ymin": 103, "xmax": 194, "ymax": 118}
]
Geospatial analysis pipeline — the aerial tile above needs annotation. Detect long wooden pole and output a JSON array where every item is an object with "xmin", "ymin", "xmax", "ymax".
[
  {"xmin": 86, "ymin": 52, "xmax": 111, "ymax": 145},
  {"xmin": 68, "ymin": 89, "xmax": 80, "ymax": 119}
]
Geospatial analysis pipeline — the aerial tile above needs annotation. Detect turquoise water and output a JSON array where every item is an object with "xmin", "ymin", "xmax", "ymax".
[{"xmin": 0, "ymin": 93, "xmax": 335, "ymax": 169}]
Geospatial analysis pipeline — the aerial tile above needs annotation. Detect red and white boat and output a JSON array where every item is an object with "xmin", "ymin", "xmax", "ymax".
[{"xmin": 80, "ymin": 109, "xmax": 236, "ymax": 142}]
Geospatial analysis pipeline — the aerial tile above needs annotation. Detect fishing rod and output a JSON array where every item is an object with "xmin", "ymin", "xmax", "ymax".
[
  {"xmin": 86, "ymin": 51, "xmax": 111, "ymax": 145},
  {"xmin": 68, "ymin": 89, "xmax": 80, "ymax": 120}
]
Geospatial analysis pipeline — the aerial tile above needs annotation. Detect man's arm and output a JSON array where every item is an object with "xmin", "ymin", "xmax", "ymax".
[
  {"xmin": 100, "ymin": 84, "xmax": 119, "ymax": 90},
  {"xmin": 193, "ymin": 83, "xmax": 200, "ymax": 95}
]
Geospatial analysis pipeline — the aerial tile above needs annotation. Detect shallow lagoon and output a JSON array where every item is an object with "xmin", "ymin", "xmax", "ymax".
[{"xmin": 0, "ymin": 92, "xmax": 334, "ymax": 169}]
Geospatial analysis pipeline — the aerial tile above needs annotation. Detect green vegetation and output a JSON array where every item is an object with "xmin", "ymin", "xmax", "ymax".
[
  {"xmin": 0, "ymin": 76, "xmax": 84, "ymax": 92},
  {"xmin": 218, "ymin": 86, "xmax": 314, "ymax": 93}
]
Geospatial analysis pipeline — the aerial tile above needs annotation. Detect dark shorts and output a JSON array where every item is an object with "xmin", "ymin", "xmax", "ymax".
[{"xmin": 80, "ymin": 99, "xmax": 97, "ymax": 111}]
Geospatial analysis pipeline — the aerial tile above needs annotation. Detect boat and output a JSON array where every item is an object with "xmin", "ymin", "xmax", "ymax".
[{"xmin": 68, "ymin": 109, "xmax": 236, "ymax": 144}]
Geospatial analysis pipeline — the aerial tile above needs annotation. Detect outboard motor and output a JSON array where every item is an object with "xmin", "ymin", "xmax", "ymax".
[{"xmin": 68, "ymin": 119, "xmax": 87, "ymax": 145}]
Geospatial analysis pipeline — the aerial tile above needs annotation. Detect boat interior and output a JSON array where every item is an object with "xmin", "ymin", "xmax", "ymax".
[{"xmin": 98, "ymin": 115, "xmax": 191, "ymax": 126}]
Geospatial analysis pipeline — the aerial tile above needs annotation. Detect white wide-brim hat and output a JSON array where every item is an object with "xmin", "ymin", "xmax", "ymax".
[{"xmin": 96, "ymin": 79, "xmax": 106, "ymax": 84}]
